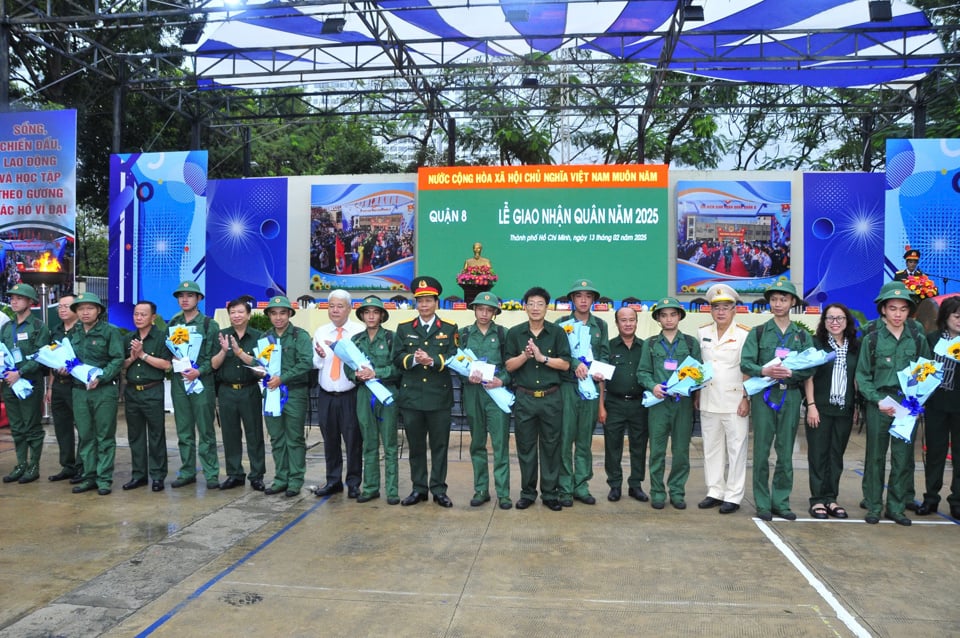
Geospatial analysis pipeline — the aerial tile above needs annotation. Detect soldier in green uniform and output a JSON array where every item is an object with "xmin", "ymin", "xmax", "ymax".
[
  {"xmin": 458, "ymin": 291, "xmax": 512, "ymax": 510},
  {"xmin": 856, "ymin": 282, "xmax": 931, "ymax": 526},
  {"xmin": 348, "ymin": 296, "xmax": 400, "ymax": 504},
  {"xmin": 249, "ymin": 296, "xmax": 314, "ymax": 496},
  {"xmin": 504, "ymin": 286, "xmax": 571, "ymax": 511},
  {"xmin": 122, "ymin": 300, "xmax": 173, "ymax": 492},
  {"xmin": 740, "ymin": 280, "xmax": 814, "ymax": 521},
  {"xmin": 168, "ymin": 281, "xmax": 221, "ymax": 490},
  {"xmin": 599, "ymin": 306, "xmax": 649, "ymax": 503},
  {"xmin": 393, "ymin": 276, "xmax": 459, "ymax": 507},
  {"xmin": 557, "ymin": 278, "xmax": 609, "ymax": 507},
  {"xmin": 211, "ymin": 298, "xmax": 266, "ymax": 491},
  {"xmin": 637, "ymin": 297, "xmax": 700, "ymax": 510},
  {"xmin": 45, "ymin": 293, "xmax": 81, "ymax": 482},
  {"xmin": 69, "ymin": 292, "xmax": 125, "ymax": 495},
  {"xmin": 1, "ymin": 283, "xmax": 49, "ymax": 484}
]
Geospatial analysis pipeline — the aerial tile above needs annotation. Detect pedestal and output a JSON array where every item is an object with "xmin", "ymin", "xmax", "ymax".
[{"xmin": 459, "ymin": 284, "xmax": 492, "ymax": 306}]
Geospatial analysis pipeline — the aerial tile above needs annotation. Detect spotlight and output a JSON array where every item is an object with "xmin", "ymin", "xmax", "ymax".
[
  {"xmin": 868, "ymin": 1, "xmax": 893, "ymax": 22},
  {"xmin": 683, "ymin": 1, "xmax": 704, "ymax": 22},
  {"xmin": 322, "ymin": 17, "xmax": 346, "ymax": 34},
  {"xmin": 180, "ymin": 17, "xmax": 206, "ymax": 45}
]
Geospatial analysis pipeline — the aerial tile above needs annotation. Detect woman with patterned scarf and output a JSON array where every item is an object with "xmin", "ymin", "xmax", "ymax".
[
  {"xmin": 803, "ymin": 303, "xmax": 860, "ymax": 519},
  {"xmin": 917, "ymin": 295, "xmax": 960, "ymax": 518}
]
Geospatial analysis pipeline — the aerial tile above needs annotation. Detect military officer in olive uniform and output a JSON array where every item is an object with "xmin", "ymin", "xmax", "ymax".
[
  {"xmin": 393, "ymin": 276, "xmax": 459, "ymax": 507},
  {"xmin": 504, "ymin": 286, "xmax": 572, "ymax": 511},
  {"xmin": 122, "ymin": 300, "xmax": 173, "ymax": 492},
  {"xmin": 599, "ymin": 306, "xmax": 649, "ymax": 503},
  {"xmin": 69, "ymin": 292, "xmax": 125, "ymax": 495},
  {"xmin": 458, "ymin": 291, "xmax": 512, "ymax": 509},
  {"xmin": 558, "ymin": 278, "xmax": 609, "ymax": 506},
  {"xmin": 637, "ymin": 297, "xmax": 700, "ymax": 510},
  {"xmin": 893, "ymin": 247, "xmax": 924, "ymax": 282},
  {"xmin": 168, "ymin": 281, "xmax": 221, "ymax": 489},
  {"xmin": 348, "ymin": 296, "xmax": 400, "ymax": 504},
  {"xmin": 46, "ymin": 293, "xmax": 81, "ymax": 482},
  {"xmin": 211, "ymin": 297, "xmax": 266, "ymax": 491},
  {"xmin": 1, "ymin": 283, "xmax": 49, "ymax": 485},
  {"xmin": 246, "ymin": 296, "xmax": 314, "ymax": 497},
  {"xmin": 740, "ymin": 280, "xmax": 814, "ymax": 521}
]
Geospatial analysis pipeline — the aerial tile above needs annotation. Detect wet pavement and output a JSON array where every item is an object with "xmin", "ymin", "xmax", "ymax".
[{"xmin": 1, "ymin": 411, "xmax": 958, "ymax": 637}]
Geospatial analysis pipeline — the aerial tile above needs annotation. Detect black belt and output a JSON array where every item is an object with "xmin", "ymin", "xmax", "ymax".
[
  {"xmin": 516, "ymin": 385, "xmax": 559, "ymax": 398},
  {"xmin": 321, "ymin": 387, "xmax": 356, "ymax": 396},
  {"xmin": 75, "ymin": 379, "xmax": 116, "ymax": 388},
  {"xmin": 129, "ymin": 380, "xmax": 162, "ymax": 391},
  {"xmin": 607, "ymin": 391, "xmax": 640, "ymax": 401},
  {"xmin": 225, "ymin": 380, "xmax": 259, "ymax": 390},
  {"xmin": 55, "ymin": 377, "xmax": 73, "ymax": 384}
]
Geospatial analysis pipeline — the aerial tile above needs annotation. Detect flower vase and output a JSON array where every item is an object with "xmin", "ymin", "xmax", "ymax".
[{"xmin": 459, "ymin": 283, "xmax": 492, "ymax": 306}]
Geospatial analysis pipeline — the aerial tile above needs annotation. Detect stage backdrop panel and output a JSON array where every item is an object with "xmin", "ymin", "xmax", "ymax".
[
  {"xmin": 886, "ymin": 139, "xmax": 960, "ymax": 295},
  {"xmin": 417, "ymin": 165, "xmax": 669, "ymax": 302},
  {"xmin": 109, "ymin": 151, "xmax": 208, "ymax": 329},
  {"xmin": 803, "ymin": 172, "xmax": 886, "ymax": 318},
  {"xmin": 0, "ymin": 109, "xmax": 77, "ymax": 294},
  {"xmin": 206, "ymin": 177, "xmax": 287, "ymax": 310},
  {"xmin": 676, "ymin": 179, "xmax": 791, "ymax": 295},
  {"xmin": 309, "ymin": 181, "xmax": 415, "ymax": 293}
]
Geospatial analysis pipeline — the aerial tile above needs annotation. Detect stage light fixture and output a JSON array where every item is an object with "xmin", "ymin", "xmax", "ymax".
[
  {"xmin": 683, "ymin": 1, "xmax": 704, "ymax": 22},
  {"xmin": 868, "ymin": 1, "xmax": 893, "ymax": 22},
  {"xmin": 521, "ymin": 77, "xmax": 539, "ymax": 88},
  {"xmin": 180, "ymin": 18, "xmax": 206, "ymax": 45},
  {"xmin": 322, "ymin": 17, "xmax": 347, "ymax": 34}
]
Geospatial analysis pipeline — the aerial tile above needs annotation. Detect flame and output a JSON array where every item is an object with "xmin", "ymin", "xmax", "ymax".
[{"xmin": 34, "ymin": 251, "xmax": 62, "ymax": 272}]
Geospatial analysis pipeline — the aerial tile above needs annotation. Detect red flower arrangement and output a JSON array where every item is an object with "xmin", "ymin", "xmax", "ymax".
[
  {"xmin": 904, "ymin": 274, "xmax": 939, "ymax": 300},
  {"xmin": 457, "ymin": 264, "xmax": 498, "ymax": 287}
]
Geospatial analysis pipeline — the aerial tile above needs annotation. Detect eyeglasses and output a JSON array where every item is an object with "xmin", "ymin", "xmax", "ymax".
[
  {"xmin": 711, "ymin": 304, "xmax": 734, "ymax": 311},
  {"xmin": 824, "ymin": 316, "xmax": 846, "ymax": 323}
]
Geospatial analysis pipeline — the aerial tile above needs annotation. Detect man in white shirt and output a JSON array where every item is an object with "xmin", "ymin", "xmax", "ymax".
[{"xmin": 312, "ymin": 289, "xmax": 364, "ymax": 498}]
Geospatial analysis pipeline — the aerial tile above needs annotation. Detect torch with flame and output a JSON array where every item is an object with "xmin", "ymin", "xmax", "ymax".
[{"xmin": 33, "ymin": 251, "xmax": 63, "ymax": 272}]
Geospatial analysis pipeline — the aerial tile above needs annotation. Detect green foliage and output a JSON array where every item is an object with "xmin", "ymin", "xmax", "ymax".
[{"xmin": 248, "ymin": 312, "xmax": 273, "ymax": 332}]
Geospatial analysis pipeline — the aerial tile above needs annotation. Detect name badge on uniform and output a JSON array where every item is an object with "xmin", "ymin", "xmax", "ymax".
[
  {"xmin": 775, "ymin": 347, "xmax": 790, "ymax": 358},
  {"xmin": 11, "ymin": 347, "xmax": 22, "ymax": 363},
  {"xmin": 664, "ymin": 358, "xmax": 678, "ymax": 371},
  {"xmin": 16, "ymin": 332, "xmax": 28, "ymax": 342}
]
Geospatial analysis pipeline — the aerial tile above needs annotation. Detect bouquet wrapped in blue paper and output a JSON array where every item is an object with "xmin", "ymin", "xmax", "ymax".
[
  {"xmin": 332, "ymin": 339, "xmax": 394, "ymax": 406},
  {"xmin": 167, "ymin": 325, "xmax": 204, "ymax": 395},
  {"xmin": 934, "ymin": 335, "xmax": 960, "ymax": 362},
  {"xmin": 0, "ymin": 342, "xmax": 34, "ymax": 399},
  {"xmin": 253, "ymin": 337, "xmax": 285, "ymax": 417},
  {"xmin": 448, "ymin": 347, "xmax": 514, "ymax": 414},
  {"xmin": 29, "ymin": 337, "xmax": 102, "ymax": 389},
  {"xmin": 558, "ymin": 319, "xmax": 598, "ymax": 400},
  {"xmin": 885, "ymin": 357, "xmax": 943, "ymax": 442},
  {"xmin": 641, "ymin": 355, "xmax": 713, "ymax": 408},
  {"xmin": 743, "ymin": 348, "xmax": 836, "ymax": 396}
]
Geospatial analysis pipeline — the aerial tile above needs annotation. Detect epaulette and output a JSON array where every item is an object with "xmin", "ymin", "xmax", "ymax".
[
  {"xmin": 737, "ymin": 323, "xmax": 752, "ymax": 332},
  {"xmin": 699, "ymin": 321, "xmax": 713, "ymax": 329}
]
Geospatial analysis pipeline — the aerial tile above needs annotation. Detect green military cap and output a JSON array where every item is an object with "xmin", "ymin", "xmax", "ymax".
[
  {"xmin": 651, "ymin": 296, "xmax": 686, "ymax": 321},
  {"xmin": 875, "ymin": 281, "xmax": 916, "ymax": 313},
  {"xmin": 265, "ymin": 295, "xmax": 296, "ymax": 316},
  {"xmin": 356, "ymin": 295, "xmax": 388, "ymax": 322},
  {"xmin": 763, "ymin": 279, "xmax": 800, "ymax": 303},
  {"xmin": 469, "ymin": 291, "xmax": 501, "ymax": 315},
  {"xmin": 567, "ymin": 278, "xmax": 600, "ymax": 299},
  {"xmin": 71, "ymin": 291, "xmax": 105, "ymax": 312},
  {"xmin": 172, "ymin": 280, "xmax": 204, "ymax": 299},
  {"xmin": 7, "ymin": 282, "xmax": 38, "ymax": 302},
  {"xmin": 412, "ymin": 275, "xmax": 442, "ymax": 298}
]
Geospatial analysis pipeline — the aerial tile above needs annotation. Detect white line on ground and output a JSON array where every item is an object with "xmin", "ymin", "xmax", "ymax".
[{"xmin": 755, "ymin": 519, "xmax": 872, "ymax": 638}]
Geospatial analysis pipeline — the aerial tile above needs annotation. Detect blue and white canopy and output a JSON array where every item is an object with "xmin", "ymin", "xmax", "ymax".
[{"xmin": 188, "ymin": 0, "xmax": 945, "ymax": 89}]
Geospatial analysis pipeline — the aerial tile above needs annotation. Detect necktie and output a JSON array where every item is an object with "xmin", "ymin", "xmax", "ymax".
[{"xmin": 330, "ymin": 326, "xmax": 344, "ymax": 381}]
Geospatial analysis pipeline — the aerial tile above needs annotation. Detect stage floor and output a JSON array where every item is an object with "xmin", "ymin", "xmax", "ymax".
[{"xmin": 1, "ymin": 411, "xmax": 957, "ymax": 637}]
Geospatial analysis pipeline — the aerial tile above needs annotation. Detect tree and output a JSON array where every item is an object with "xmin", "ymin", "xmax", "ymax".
[{"xmin": 74, "ymin": 208, "xmax": 107, "ymax": 277}]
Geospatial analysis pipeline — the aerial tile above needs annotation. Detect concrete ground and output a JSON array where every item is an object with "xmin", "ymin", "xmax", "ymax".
[{"xmin": 1, "ymin": 410, "xmax": 958, "ymax": 638}]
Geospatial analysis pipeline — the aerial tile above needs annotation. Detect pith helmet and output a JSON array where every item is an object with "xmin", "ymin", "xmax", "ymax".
[
  {"xmin": 172, "ymin": 280, "xmax": 204, "ymax": 299},
  {"xmin": 7, "ymin": 283, "xmax": 38, "ymax": 302},
  {"xmin": 71, "ymin": 291, "xmax": 105, "ymax": 312},
  {"xmin": 652, "ymin": 297, "xmax": 686, "ymax": 321},
  {"xmin": 568, "ymin": 278, "xmax": 600, "ymax": 300},
  {"xmin": 356, "ymin": 295, "xmax": 388, "ymax": 322},
  {"xmin": 265, "ymin": 295, "xmax": 296, "ymax": 317},
  {"xmin": 469, "ymin": 291, "xmax": 502, "ymax": 315},
  {"xmin": 875, "ymin": 281, "xmax": 916, "ymax": 314},
  {"xmin": 763, "ymin": 279, "xmax": 800, "ymax": 303}
]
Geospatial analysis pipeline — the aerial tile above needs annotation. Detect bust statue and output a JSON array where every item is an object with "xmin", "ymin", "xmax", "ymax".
[{"xmin": 463, "ymin": 242, "xmax": 491, "ymax": 270}]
